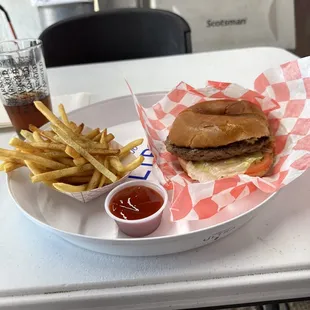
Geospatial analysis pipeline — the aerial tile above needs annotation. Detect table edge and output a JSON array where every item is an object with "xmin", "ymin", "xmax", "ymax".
[{"xmin": 2, "ymin": 269, "xmax": 310, "ymax": 309}]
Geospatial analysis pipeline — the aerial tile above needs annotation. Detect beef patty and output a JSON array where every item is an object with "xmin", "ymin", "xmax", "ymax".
[{"xmin": 165, "ymin": 137, "xmax": 270, "ymax": 162}]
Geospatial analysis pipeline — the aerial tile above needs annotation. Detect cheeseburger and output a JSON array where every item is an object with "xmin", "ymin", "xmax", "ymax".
[{"xmin": 165, "ymin": 100, "xmax": 274, "ymax": 182}]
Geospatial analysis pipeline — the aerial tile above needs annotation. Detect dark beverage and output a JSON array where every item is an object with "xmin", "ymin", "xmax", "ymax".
[
  {"xmin": 0, "ymin": 39, "xmax": 52, "ymax": 137},
  {"xmin": 4, "ymin": 92, "xmax": 52, "ymax": 137}
]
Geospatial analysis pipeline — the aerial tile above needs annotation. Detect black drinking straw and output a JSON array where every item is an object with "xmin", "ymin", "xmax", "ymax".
[{"xmin": 0, "ymin": 5, "xmax": 17, "ymax": 39}]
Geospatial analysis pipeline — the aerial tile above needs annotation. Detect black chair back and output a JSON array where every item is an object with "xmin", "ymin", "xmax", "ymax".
[{"xmin": 39, "ymin": 9, "xmax": 192, "ymax": 67}]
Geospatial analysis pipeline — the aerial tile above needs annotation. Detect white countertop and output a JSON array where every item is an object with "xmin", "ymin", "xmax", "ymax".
[
  {"xmin": 2, "ymin": 47, "xmax": 310, "ymax": 310},
  {"xmin": 47, "ymin": 46, "xmax": 297, "ymax": 102}
]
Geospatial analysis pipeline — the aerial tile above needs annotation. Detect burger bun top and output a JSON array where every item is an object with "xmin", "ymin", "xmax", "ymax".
[{"xmin": 168, "ymin": 100, "xmax": 270, "ymax": 148}]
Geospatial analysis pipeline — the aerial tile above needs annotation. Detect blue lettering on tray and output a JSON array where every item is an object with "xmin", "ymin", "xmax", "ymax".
[
  {"xmin": 129, "ymin": 148, "xmax": 153, "ymax": 180},
  {"xmin": 141, "ymin": 163, "xmax": 152, "ymax": 167},
  {"xmin": 141, "ymin": 149, "xmax": 154, "ymax": 157},
  {"xmin": 130, "ymin": 146, "xmax": 138, "ymax": 154},
  {"xmin": 129, "ymin": 170, "xmax": 151, "ymax": 180}
]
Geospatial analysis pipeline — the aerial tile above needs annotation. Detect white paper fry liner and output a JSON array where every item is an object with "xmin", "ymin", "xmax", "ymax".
[
  {"xmin": 53, "ymin": 141, "xmax": 135, "ymax": 203},
  {"xmin": 129, "ymin": 56, "xmax": 310, "ymax": 221},
  {"xmin": 60, "ymin": 144, "xmax": 158, "ymax": 202},
  {"xmin": 60, "ymin": 173, "xmax": 130, "ymax": 203}
]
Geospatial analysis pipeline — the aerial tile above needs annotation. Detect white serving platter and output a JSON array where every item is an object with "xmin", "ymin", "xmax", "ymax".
[{"xmin": 7, "ymin": 92, "xmax": 276, "ymax": 256}]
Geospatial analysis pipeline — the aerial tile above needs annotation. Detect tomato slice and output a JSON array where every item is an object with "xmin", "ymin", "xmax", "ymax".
[{"xmin": 245, "ymin": 152, "xmax": 273, "ymax": 176}]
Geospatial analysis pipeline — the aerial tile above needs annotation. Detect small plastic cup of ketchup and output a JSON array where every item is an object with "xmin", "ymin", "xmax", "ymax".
[{"xmin": 105, "ymin": 180, "xmax": 168, "ymax": 237}]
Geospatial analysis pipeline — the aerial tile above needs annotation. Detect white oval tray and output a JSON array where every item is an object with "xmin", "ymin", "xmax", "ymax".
[{"xmin": 7, "ymin": 92, "xmax": 276, "ymax": 256}]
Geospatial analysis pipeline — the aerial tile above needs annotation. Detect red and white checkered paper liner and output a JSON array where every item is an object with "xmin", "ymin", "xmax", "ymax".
[{"xmin": 130, "ymin": 56, "xmax": 310, "ymax": 221}]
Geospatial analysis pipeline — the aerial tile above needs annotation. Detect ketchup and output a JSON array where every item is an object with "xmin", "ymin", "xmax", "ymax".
[{"xmin": 109, "ymin": 186, "xmax": 164, "ymax": 220}]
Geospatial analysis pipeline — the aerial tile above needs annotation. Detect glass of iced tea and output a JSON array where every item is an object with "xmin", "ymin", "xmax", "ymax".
[{"xmin": 0, "ymin": 39, "xmax": 52, "ymax": 138}]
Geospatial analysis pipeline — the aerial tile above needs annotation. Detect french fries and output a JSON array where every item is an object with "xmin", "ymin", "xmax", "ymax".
[
  {"xmin": 98, "ymin": 157, "xmax": 109, "ymax": 187},
  {"xmin": 33, "ymin": 131, "xmax": 44, "ymax": 142},
  {"xmin": 119, "ymin": 139, "xmax": 144, "ymax": 156},
  {"xmin": 10, "ymin": 137, "xmax": 37, "ymax": 152},
  {"xmin": 87, "ymin": 169, "xmax": 101, "ymax": 190},
  {"xmin": 53, "ymin": 183, "xmax": 88, "ymax": 193},
  {"xmin": 29, "ymin": 125, "xmax": 59, "ymax": 142},
  {"xmin": 30, "ymin": 142, "xmax": 66, "ymax": 151},
  {"xmin": 65, "ymin": 146, "xmax": 80, "ymax": 159},
  {"xmin": 20, "ymin": 130, "xmax": 35, "ymax": 142},
  {"xmin": 123, "ymin": 155, "xmax": 144, "ymax": 172},
  {"xmin": 74, "ymin": 123, "xmax": 84, "ymax": 134},
  {"xmin": 24, "ymin": 160, "xmax": 44, "ymax": 175},
  {"xmin": 4, "ymin": 162, "xmax": 24, "ymax": 172},
  {"xmin": 24, "ymin": 160, "xmax": 54, "ymax": 186},
  {"xmin": 58, "ymin": 104, "xmax": 70, "ymax": 126},
  {"xmin": 0, "ymin": 148, "xmax": 66, "ymax": 169},
  {"xmin": 1, "ymin": 102, "xmax": 145, "ymax": 196},
  {"xmin": 87, "ymin": 149, "xmax": 120, "ymax": 155},
  {"xmin": 85, "ymin": 128, "xmax": 100, "ymax": 139},
  {"xmin": 69, "ymin": 121, "xmax": 77, "ymax": 131},
  {"xmin": 57, "ymin": 157, "xmax": 75, "ymax": 166},
  {"xmin": 73, "ymin": 157, "xmax": 87, "ymax": 166},
  {"xmin": 87, "ymin": 156, "xmax": 103, "ymax": 190},
  {"xmin": 40, "ymin": 151, "xmax": 70, "ymax": 158},
  {"xmin": 61, "ymin": 176, "xmax": 91, "ymax": 184},
  {"xmin": 34, "ymin": 101, "xmax": 81, "ymax": 142},
  {"xmin": 105, "ymin": 133, "xmax": 114, "ymax": 143},
  {"xmin": 32, "ymin": 163, "xmax": 94, "ymax": 183},
  {"xmin": 109, "ymin": 156, "xmax": 124, "ymax": 173},
  {"xmin": 52, "ymin": 126, "xmax": 117, "ymax": 182},
  {"xmin": 109, "ymin": 155, "xmax": 144, "ymax": 173},
  {"xmin": 93, "ymin": 132, "xmax": 102, "ymax": 142},
  {"xmin": 0, "ymin": 162, "xmax": 5, "ymax": 171},
  {"xmin": 0, "ymin": 156, "xmax": 25, "ymax": 165},
  {"xmin": 75, "ymin": 170, "xmax": 94, "ymax": 177}
]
